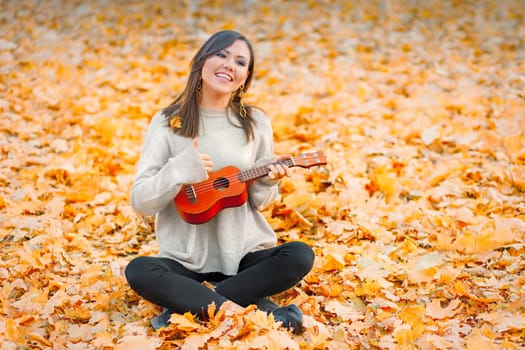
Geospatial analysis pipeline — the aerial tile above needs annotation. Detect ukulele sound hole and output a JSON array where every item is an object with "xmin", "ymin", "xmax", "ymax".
[{"xmin": 213, "ymin": 177, "xmax": 230, "ymax": 190}]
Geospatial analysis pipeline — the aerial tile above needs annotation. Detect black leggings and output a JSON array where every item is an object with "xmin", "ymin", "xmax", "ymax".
[{"xmin": 125, "ymin": 241, "xmax": 314, "ymax": 317}]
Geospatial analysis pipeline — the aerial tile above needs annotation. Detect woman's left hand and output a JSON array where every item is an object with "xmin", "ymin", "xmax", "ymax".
[{"xmin": 267, "ymin": 162, "xmax": 291, "ymax": 180}]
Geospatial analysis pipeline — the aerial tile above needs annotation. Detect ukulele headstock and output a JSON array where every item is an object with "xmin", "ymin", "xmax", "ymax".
[{"xmin": 291, "ymin": 151, "xmax": 327, "ymax": 168}]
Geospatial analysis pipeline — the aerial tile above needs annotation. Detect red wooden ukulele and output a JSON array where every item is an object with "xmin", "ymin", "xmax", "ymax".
[{"xmin": 174, "ymin": 151, "xmax": 327, "ymax": 224}]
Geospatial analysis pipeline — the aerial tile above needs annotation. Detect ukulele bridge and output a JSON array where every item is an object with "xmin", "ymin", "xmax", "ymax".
[{"xmin": 185, "ymin": 185, "xmax": 197, "ymax": 202}]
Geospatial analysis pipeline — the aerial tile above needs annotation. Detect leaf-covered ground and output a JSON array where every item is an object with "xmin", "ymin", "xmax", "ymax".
[{"xmin": 1, "ymin": 0, "xmax": 524, "ymax": 349}]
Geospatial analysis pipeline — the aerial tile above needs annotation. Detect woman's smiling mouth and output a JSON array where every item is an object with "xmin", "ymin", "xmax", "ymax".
[{"xmin": 215, "ymin": 72, "xmax": 233, "ymax": 81}]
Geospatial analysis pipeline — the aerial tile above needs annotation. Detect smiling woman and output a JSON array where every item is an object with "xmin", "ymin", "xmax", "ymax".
[
  {"xmin": 161, "ymin": 30, "xmax": 257, "ymax": 141},
  {"xmin": 123, "ymin": 30, "xmax": 314, "ymax": 335}
]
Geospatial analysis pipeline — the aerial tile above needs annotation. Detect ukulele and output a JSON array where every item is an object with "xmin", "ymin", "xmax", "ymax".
[{"xmin": 174, "ymin": 151, "xmax": 327, "ymax": 224}]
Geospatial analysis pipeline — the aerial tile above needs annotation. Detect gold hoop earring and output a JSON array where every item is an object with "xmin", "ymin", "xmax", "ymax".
[
  {"xmin": 240, "ymin": 101, "xmax": 247, "ymax": 119},
  {"xmin": 238, "ymin": 84, "xmax": 245, "ymax": 99},
  {"xmin": 238, "ymin": 84, "xmax": 247, "ymax": 118}
]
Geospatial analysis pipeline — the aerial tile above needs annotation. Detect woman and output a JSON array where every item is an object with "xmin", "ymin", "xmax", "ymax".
[{"xmin": 125, "ymin": 30, "xmax": 314, "ymax": 334}]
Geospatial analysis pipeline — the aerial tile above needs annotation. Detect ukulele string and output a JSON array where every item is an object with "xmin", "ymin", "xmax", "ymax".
[
  {"xmin": 191, "ymin": 158, "xmax": 291, "ymax": 192},
  {"xmin": 186, "ymin": 158, "xmax": 296, "ymax": 195}
]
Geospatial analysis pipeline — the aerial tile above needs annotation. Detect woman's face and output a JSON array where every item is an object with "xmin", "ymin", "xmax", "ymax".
[{"xmin": 200, "ymin": 39, "xmax": 251, "ymax": 99}]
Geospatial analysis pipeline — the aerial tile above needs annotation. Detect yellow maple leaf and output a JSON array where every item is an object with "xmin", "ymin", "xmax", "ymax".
[
  {"xmin": 464, "ymin": 327, "xmax": 499, "ymax": 350},
  {"xmin": 354, "ymin": 279, "xmax": 381, "ymax": 297},
  {"xmin": 372, "ymin": 166, "xmax": 397, "ymax": 199},
  {"xmin": 425, "ymin": 299, "xmax": 462, "ymax": 320},
  {"xmin": 454, "ymin": 231, "xmax": 497, "ymax": 254},
  {"xmin": 115, "ymin": 335, "xmax": 163, "ymax": 350},
  {"xmin": 400, "ymin": 304, "xmax": 426, "ymax": 329},
  {"xmin": 319, "ymin": 254, "xmax": 344, "ymax": 272},
  {"xmin": 169, "ymin": 115, "xmax": 182, "ymax": 129},
  {"xmin": 168, "ymin": 312, "xmax": 201, "ymax": 332},
  {"xmin": 319, "ymin": 281, "xmax": 344, "ymax": 297}
]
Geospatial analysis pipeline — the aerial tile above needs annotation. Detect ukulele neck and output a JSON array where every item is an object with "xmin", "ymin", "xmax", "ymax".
[{"xmin": 238, "ymin": 158, "xmax": 294, "ymax": 183}]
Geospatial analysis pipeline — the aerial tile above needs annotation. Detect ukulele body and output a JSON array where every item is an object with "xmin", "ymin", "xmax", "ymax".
[{"xmin": 174, "ymin": 165, "xmax": 248, "ymax": 224}]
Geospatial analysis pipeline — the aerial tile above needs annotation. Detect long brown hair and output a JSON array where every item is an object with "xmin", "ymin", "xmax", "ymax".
[{"xmin": 162, "ymin": 30, "xmax": 256, "ymax": 141}]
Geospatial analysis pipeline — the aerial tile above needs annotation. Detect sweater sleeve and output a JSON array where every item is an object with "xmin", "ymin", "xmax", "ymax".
[
  {"xmin": 247, "ymin": 111, "xmax": 281, "ymax": 211},
  {"xmin": 130, "ymin": 113, "xmax": 208, "ymax": 216}
]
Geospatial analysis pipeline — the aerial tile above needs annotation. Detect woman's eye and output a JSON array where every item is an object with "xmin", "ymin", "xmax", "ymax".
[
  {"xmin": 236, "ymin": 60, "xmax": 246, "ymax": 67},
  {"xmin": 216, "ymin": 52, "xmax": 226, "ymax": 58}
]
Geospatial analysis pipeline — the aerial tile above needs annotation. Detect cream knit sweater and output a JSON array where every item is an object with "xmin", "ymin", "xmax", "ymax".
[{"xmin": 130, "ymin": 108, "xmax": 279, "ymax": 274}]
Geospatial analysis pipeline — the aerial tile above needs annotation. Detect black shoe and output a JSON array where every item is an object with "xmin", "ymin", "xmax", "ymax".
[
  {"xmin": 255, "ymin": 298, "xmax": 279, "ymax": 312},
  {"xmin": 271, "ymin": 304, "xmax": 304, "ymax": 334},
  {"xmin": 151, "ymin": 308, "xmax": 173, "ymax": 330}
]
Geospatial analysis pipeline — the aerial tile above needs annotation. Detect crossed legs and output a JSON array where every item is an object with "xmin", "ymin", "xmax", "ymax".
[{"xmin": 125, "ymin": 241, "xmax": 314, "ymax": 319}]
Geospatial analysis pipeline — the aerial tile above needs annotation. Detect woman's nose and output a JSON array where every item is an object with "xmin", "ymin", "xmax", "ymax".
[{"xmin": 223, "ymin": 58, "xmax": 234, "ymax": 71}]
